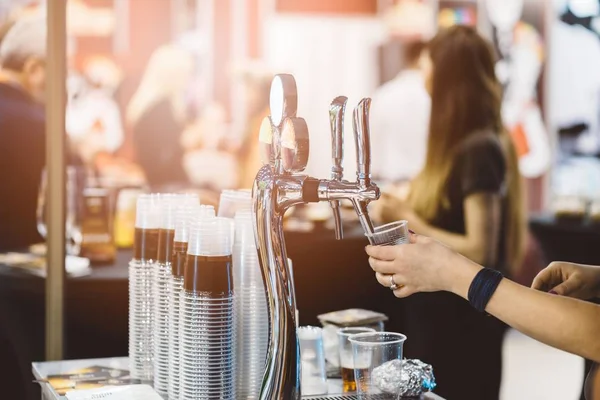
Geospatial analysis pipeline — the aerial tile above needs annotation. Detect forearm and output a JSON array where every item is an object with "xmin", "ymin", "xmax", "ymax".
[
  {"xmin": 409, "ymin": 213, "xmax": 489, "ymax": 265},
  {"xmin": 451, "ymin": 261, "xmax": 600, "ymax": 363}
]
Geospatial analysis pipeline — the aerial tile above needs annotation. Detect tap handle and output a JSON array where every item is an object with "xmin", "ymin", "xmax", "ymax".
[
  {"xmin": 353, "ymin": 98, "xmax": 372, "ymax": 187},
  {"xmin": 329, "ymin": 96, "xmax": 347, "ymax": 240},
  {"xmin": 329, "ymin": 96, "xmax": 347, "ymax": 181}
]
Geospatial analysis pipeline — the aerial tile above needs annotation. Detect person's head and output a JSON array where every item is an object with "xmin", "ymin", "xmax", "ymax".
[
  {"xmin": 410, "ymin": 26, "xmax": 525, "ymax": 270},
  {"xmin": 485, "ymin": 0, "xmax": 524, "ymax": 31},
  {"xmin": 0, "ymin": 13, "xmax": 47, "ymax": 102},
  {"xmin": 126, "ymin": 45, "xmax": 195, "ymax": 125},
  {"xmin": 403, "ymin": 40, "xmax": 426, "ymax": 69}
]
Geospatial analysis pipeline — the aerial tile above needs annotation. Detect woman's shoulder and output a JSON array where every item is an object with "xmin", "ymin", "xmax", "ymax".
[{"xmin": 458, "ymin": 130, "xmax": 504, "ymax": 158}]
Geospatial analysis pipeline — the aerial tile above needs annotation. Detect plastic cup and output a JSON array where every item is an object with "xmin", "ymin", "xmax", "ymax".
[
  {"xmin": 349, "ymin": 332, "xmax": 407, "ymax": 399},
  {"xmin": 298, "ymin": 326, "xmax": 328, "ymax": 396},
  {"xmin": 365, "ymin": 220, "xmax": 409, "ymax": 246},
  {"xmin": 337, "ymin": 327, "xmax": 377, "ymax": 392}
]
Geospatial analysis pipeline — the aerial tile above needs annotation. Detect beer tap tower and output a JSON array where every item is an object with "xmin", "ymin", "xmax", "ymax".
[{"xmin": 252, "ymin": 74, "xmax": 380, "ymax": 399}]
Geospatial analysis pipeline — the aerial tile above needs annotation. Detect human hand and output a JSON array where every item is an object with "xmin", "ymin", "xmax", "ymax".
[
  {"xmin": 366, "ymin": 233, "xmax": 480, "ymax": 298},
  {"xmin": 532, "ymin": 262, "xmax": 600, "ymax": 300}
]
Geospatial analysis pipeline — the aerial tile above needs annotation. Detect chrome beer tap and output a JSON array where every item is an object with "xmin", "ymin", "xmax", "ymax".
[
  {"xmin": 253, "ymin": 74, "xmax": 380, "ymax": 400},
  {"xmin": 328, "ymin": 96, "xmax": 347, "ymax": 240}
]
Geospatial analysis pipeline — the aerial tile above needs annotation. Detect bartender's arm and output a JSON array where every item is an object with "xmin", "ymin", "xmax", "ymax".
[{"xmin": 366, "ymin": 236, "xmax": 600, "ymax": 363}]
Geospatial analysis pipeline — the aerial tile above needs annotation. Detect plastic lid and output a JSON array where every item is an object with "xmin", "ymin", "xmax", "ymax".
[
  {"xmin": 135, "ymin": 193, "xmax": 161, "ymax": 229},
  {"xmin": 188, "ymin": 215, "xmax": 231, "ymax": 256}
]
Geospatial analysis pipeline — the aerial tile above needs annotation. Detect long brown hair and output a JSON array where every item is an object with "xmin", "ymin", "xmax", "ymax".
[{"xmin": 409, "ymin": 26, "xmax": 526, "ymax": 272}]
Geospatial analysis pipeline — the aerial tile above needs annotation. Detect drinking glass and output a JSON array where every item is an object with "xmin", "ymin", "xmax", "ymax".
[
  {"xmin": 298, "ymin": 326, "xmax": 328, "ymax": 396},
  {"xmin": 349, "ymin": 332, "xmax": 406, "ymax": 399},
  {"xmin": 365, "ymin": 220, "xmax": 409, "ymax": 246},
  {"xmin": 338, "ymin": 327, "xmax": 376, "ymax": 392}
]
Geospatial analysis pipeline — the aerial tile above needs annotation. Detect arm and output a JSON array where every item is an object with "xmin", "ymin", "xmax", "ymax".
[
  {"xmin": 451, "ymin": 261, "xmax": 600, "ymax": 363},
  {"xmin": 366, "ymin": 235, "xmax": 600, "ymax": 363},
  {"xmin": 405, "ymin": 193, "xmax": 501, "ymax": 266}
]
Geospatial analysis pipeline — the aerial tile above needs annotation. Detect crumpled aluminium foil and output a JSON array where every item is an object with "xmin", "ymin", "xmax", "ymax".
[{"xmin": 372, "ymin": 359, "xmax": 436, "ymax": 397}]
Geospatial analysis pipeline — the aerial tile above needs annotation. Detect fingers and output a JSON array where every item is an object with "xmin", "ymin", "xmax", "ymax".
[
  {"xmin": 369, "ymin": 257, "xmax": 396, "ymax": 274},
  {"xmin": 532, "ymin": 262, "xmax": 564, "ymax": 292},
  {"xmin": 375, "ymin": 272, "xmax": 398, "ymax": 287},
  {"xmin": 392, "ymin": 285, "xmax": 416, "ymax": 298},
  {"xmin": 365, "ymin": 245, "xmax": 397, "ymax": 261}
]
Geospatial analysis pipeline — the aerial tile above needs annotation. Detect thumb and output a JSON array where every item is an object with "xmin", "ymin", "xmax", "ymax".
[
  {"xmin": 408, "ymin": 230, "xmax": 427, "ymax": 244},
  {"xmin": 549, "ymin": 280, "xmax": 575, "ymax": 296}
]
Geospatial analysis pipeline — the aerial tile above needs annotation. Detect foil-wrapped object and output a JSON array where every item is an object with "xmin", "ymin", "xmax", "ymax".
[{"xmin": 372, "ymin": 359, "xmax": 436, "ymax": 397}]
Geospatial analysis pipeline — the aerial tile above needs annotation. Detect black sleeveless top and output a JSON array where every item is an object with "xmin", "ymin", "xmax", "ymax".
[{"xmin": 430, "ymin": 132, "xmax": 508, "ymax": 271}]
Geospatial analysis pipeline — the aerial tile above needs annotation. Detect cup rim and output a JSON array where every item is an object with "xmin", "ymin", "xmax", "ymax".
[
  {"xmin": 348, "ymin": 331, "xmax": 407, "ymax": 345},
  {"xmin": 337, "ymin": 327, "xmax": 377, "ymax": 337},
  {"xmin": 365, "ymin": 220, "xmax": 408, "ymax": 238}
]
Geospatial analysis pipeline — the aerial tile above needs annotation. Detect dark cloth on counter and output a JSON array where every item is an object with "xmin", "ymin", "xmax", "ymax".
[
  {"xmin": 132, "ymin": 99, "xmax": 188, "ymax": 189},
  {"xmin": 0, "ymin": 82, "xmax": 45, "ymax": 251},
  {"xmin": 403, "ymin": 132, "xmax": 507, "ymax": 400}
]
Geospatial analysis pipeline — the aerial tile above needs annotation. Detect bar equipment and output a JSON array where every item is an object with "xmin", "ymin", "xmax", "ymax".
[{"xmin": 252, "ymin": 74, "xmax": 380, "ymax": 399}]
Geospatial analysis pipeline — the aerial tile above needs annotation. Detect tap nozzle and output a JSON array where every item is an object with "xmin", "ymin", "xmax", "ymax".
[{"xmin": 329, "ymin": 96, "xmax": 348, "ymax": 240}]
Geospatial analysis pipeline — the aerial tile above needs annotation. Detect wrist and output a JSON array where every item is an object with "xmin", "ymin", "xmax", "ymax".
[{"xmin": 449, "ymin": 257, "xmax": 483, "ymax": 299}]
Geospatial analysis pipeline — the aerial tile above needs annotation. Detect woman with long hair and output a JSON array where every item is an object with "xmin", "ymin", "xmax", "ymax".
[
  {"xmin": 377, "ymin": 26, "xmax": 526, "ymax": 399},
  {"xmin": 127, "ymin": 45, "xmax": 194, "ymax": 189}
]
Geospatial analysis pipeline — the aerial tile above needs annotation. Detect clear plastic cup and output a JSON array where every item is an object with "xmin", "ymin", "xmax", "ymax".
[
  {"xmin": 349, "ymin": 332, "xmax": 407, "ymax": 399},
  {"xmin": 298, "ymin": 326, "xmax": 328, "ymax": 396},
  {"xmin": 337, "ymin": 327, "xmax": 377, "ymax": 392},
  {"xmin": 365, "ymin": 220, "xmax": 409, "ymax": 246}
]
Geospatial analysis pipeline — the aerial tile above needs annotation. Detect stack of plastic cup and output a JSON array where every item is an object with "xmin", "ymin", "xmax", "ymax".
[
  {"xmin": 218, "ymin": 189, "xmax": 252, "ymax": 251},
  {"xmin": 217, "ymin": 189, "xmax": 252, "ymax": 219},
  {"xmin": 153, "ymin": 194, "xmax": 182, "ymax": 398},
  {"xmin": 233, "ymin": 210, "xmax": 269, "ymax": 399},
  {"xmin": 168, "ymin": 198, "xmax": 199, "ymax": 400},
  {"xmin": 181, "ymin": 215, "xmax": 235, "ymax": 400},
  {"xmin": 129, "ymin": 193, "xmax": 161, "ymax": 381}
]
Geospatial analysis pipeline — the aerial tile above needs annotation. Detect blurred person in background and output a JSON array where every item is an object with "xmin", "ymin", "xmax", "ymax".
[
  {"xmin": 127, "ymin": 44, "xmax": 194, "ymax": 190},
  {"xmin": 370, "ymin": 40, "xmax": 430, "ymax": 184},
  {"xmin": 0, "ymin": 11, "xmax": 47, "ymax": 400},
  {"xmin": 376, "ymin": 26, "xmax": 526, "ymax": 400},
  {"xmin": 235, "ymin": 62, "xmax": 272, "ymax": 189},
  {"xmin": 0, "ymin": 12, "xmax": 47, "ymax": 251},
  {"xmin": 67, "ymin": 56, "xmax": 125, "ymax": 165}
]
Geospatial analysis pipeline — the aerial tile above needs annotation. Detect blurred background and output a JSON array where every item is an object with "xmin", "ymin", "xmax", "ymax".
[
  {"xmin": 0, "ymin": 0, "xmax": 597, "ymax": 208},
  {"xmin": 1, "ymin": 0, "xmax": 600, "ymax": 399}
]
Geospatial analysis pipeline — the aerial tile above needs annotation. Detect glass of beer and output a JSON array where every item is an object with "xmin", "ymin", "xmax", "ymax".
[
  {"xmin": 337, "ymin": 327, "xmax": 376, "ymax": 392},
  {"xmin": 365, "ymin": 220, "xmax": 409, "ymax": 246},
  {"xmin": 349, "ymin": 332, "xmax": 406, "ymax": 399}
]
